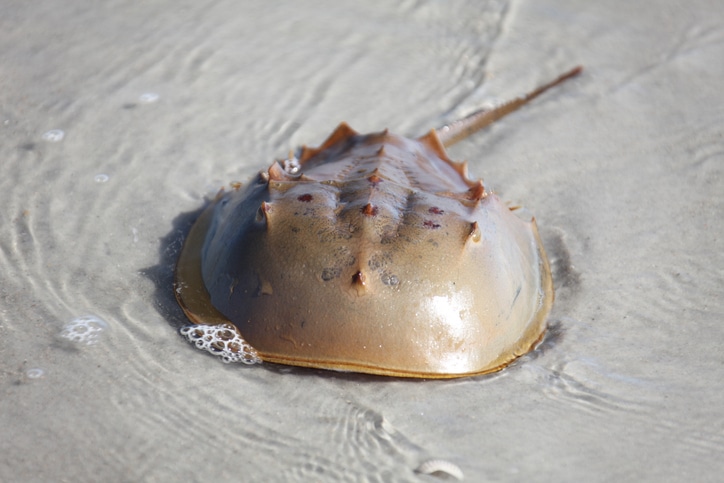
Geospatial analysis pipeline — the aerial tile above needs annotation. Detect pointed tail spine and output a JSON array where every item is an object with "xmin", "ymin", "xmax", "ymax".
[{"xmin": 435, "ymin": 66, "xmax": 583, "ymax": 148}]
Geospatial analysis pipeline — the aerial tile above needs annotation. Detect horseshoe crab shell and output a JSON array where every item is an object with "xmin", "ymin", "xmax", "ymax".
[{"xmin": 175, "ymin": 67, "xmax": 580, "ymax": 378}]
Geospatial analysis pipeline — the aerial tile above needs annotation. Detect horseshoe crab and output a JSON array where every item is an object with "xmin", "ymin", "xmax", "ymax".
[{"xmin": 175, "ymin": 66, "xmax": 581, "ymax": 378}]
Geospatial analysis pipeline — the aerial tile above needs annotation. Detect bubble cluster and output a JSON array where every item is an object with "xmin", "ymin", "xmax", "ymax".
[
  {"xmin": 60, "ymin": 315, "xmax": 108, "ymax": 345},
  {"xmin": 180, "ymin": 323, "xmax": 261, "ymax": 364},
  {"xmin": 139, "ymin": 92, "xmax": 159, "ymax": 103},
  {"xmin": 94, "ymin": 174, "xmax": 109, "ymax": 183},
  {"xmin": 42, "ymin": 129, "xmax": 65, "ymax": 142}
]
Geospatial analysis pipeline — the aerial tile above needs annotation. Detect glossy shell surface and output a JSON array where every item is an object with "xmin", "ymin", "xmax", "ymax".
[{"xmin": 175, "ymin": 123, "xmax": 554, "ymax": 378}]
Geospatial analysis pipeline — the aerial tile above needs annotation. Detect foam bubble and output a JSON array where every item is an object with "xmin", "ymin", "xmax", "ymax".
[
  {"xmin": 415, "ymin": 459, "xmax": 464, "ymax": 481},
  {"xmin": 94, "ymin": 174, "xmax": 109, "ymax": 183},
  {"xmin": 42, "ymin": 129, "xmax": 65, "ymax": 142},
  {"xmin": 26, "ymin": 368, "xmax": 46, "ymax": 379},
  {"xmin": 283, "ymin": 156, "xmax": 300, "ymax": 174},
  {"xmin": 139, "ymin": 92, "xmax": 159, "ymax": 103},
  {"xmin": 60, "ymin": 315, "xmax": 109, "ymax": 345},
  {"xmin": 180, "ymin": 323, "xmax": 261, "ymax": 364}
]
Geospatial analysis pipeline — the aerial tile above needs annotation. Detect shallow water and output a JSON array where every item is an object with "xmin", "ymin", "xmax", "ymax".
[{"xmin": 2, "ymin": 0, "xmax": 723, "ymax": 481}]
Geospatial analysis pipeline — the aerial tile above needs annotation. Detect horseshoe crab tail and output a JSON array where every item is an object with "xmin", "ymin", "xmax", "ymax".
[{"xmin": 432, "ymin": 65, "xmax": 582, "ymax": 148}]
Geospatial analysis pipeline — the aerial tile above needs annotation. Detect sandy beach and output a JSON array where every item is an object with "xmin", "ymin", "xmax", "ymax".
[{"xmin": 1, "ymin": 1, "xmax": 723, "ymax": 481}]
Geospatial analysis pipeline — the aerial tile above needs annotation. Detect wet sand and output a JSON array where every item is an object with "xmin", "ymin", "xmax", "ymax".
[{"xmin": 1, "ymin": 1, "xmax": 723, "ymax": 481}]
